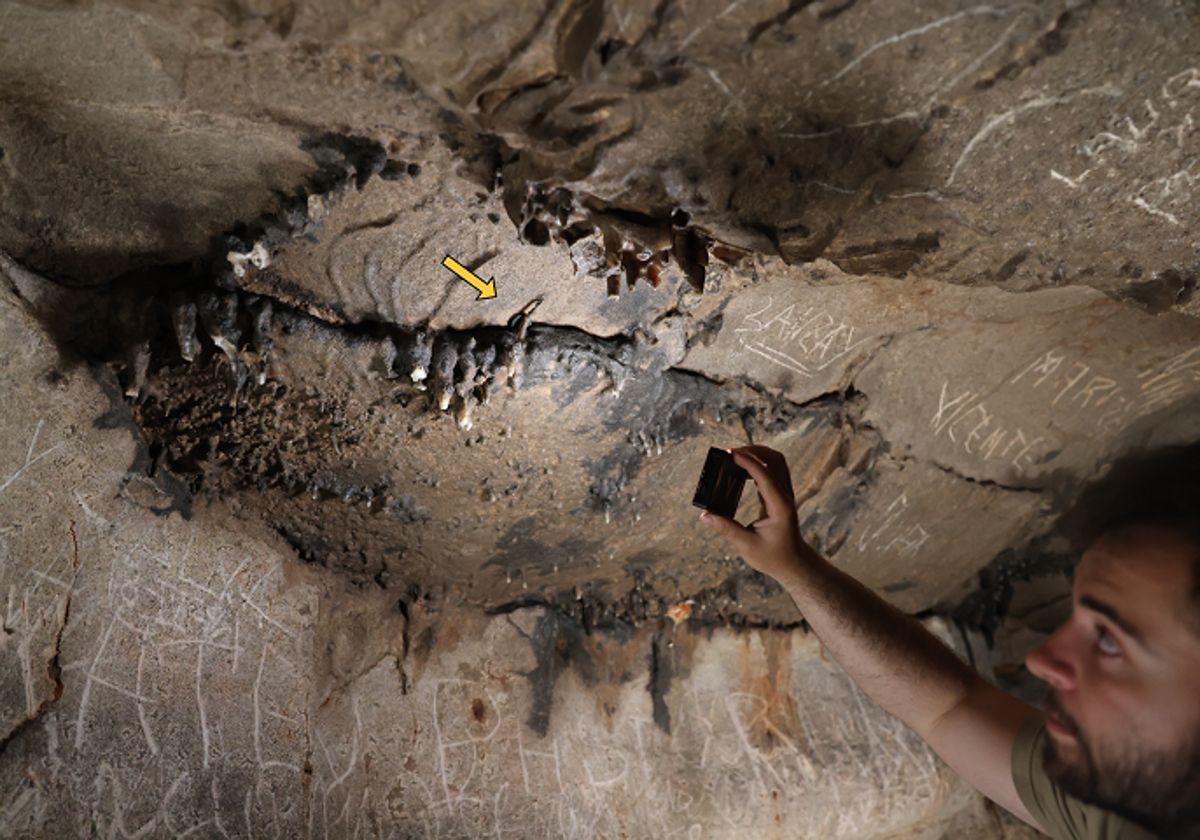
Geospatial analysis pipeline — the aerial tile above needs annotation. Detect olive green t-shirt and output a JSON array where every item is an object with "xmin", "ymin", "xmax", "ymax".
[{"xmin": 1011, "ymin": 714, "xmax": 1159, "ymax": 839}]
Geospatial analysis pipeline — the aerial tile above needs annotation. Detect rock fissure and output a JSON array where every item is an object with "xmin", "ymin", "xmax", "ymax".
[
  {"xmin": 0, "ymin": 521, "xmax": 75, "ymax": 762},
  {"xmin": 951, "ymin": 535, "xmax": 1077, "ymax": 647},
  {"xmin": 905, "ymin": 452, "xmax": 1052, "ymax": 496}
]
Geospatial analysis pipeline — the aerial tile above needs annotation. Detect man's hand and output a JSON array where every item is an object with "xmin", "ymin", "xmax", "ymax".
[
  {"xmin": 699, "ymin": 446, "xmax": 814, "ymax": 584},
  {"xmin": 697, "ymin": 444, "xmax": 1043, "ymax": 830}
]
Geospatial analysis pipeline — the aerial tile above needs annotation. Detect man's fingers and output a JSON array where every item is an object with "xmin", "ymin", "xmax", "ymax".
[
  {"xmin": 700, "ymin": 510, "xmax": 756, "ymax": 555},
  {"xmin": 730, "ymin": 448, "xmax": 794, "ymax": 518},
  {"xmin": 740, "ymin": 445, "xmax": 789, "ymax": 475}
]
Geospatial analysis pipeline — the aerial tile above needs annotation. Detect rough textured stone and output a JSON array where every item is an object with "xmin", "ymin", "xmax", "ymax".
[
  {"xmin": 0, "ymin": 283, "xmax": 1049, "ymax": 838},
  {"xmin": 238, "ymin": 150, "xmax": 681, "ymax": 336},
  {"xmin": 857, "ymin": 288, "xmax": 1200, "ymax": 489},
  {"xmin": 2, "ymin": 0, "xmax": 1199, "ymax": 835}
]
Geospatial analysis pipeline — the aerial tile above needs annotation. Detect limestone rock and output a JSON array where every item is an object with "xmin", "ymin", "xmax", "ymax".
[{"xmin": 2, "ymin": 0, "xmax": 1200, "ymax": 835}]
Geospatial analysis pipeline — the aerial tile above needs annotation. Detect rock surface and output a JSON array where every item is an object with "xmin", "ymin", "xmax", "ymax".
[
  {"xmin": 0, "ymin": 281, "xmax": 1043, "ymax": 838},
  {"xmin": 1, "ymin": 0, "xmax": 1198, "ymax": 836}
]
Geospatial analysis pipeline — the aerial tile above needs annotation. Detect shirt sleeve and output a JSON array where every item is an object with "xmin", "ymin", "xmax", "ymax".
[
  {"xmin": 1012, "ymin": 713, "xmax": 1081, "ymax": 838},
  {"xmin": 1010, "ymin": 713, "xmax": 1160, "ymax": 840}
]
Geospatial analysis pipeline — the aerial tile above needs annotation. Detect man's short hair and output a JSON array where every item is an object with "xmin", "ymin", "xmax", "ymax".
[{"xmin": 1062, "ymin": 442, "xmax": 1200, "ymax": 628}]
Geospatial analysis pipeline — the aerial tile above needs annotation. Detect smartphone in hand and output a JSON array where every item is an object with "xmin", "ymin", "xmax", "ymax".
[{"xmin": 691, "ymin": 447, "xmax": 747, "ymax": 519}]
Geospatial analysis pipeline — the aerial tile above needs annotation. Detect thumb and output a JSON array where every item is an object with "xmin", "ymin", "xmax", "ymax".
[{"xmin": 700, "ymin": 510, "xmax": 756, "ymax": 554}]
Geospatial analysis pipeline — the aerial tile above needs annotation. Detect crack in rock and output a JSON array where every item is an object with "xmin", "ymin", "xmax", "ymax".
[{"xmin": 0, "ymin": 520, "xmax": 77, "ymax": 760}]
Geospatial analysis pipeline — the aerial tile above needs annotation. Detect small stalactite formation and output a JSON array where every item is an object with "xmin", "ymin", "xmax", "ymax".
[
  {"xmin": 504, "ymin": 183, "xmax": 714, "ymax": 297},
  {"xmin": 110, "ymin": 280, "xmax": 547, "ymax": 494}
]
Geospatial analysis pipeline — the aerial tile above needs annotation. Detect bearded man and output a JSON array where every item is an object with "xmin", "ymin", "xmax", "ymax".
[{"xmin": 702, "ymin": 444, "xmax": 1200, "ymax": 839}]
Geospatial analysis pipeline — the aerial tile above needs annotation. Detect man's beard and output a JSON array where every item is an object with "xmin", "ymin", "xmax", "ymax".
[{"xmin": 1042, "ymin": 689, "xmax": 1200, "ymax": 838}]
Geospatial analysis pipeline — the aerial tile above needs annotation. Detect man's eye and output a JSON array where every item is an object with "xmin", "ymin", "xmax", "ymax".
[{"xmin": 1096, "ymin": 626, "xmax": 1121, "ymax": 656}]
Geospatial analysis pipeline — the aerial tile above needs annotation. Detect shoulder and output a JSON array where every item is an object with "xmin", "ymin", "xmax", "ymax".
[{"xmin": 1011, "ymin": 715, "xmax": 1160, "ymax": 840}]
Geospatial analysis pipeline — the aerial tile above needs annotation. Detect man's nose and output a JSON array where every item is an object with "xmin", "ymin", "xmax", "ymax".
[{"xmin": 1025, "ymin": 624, "xmax": 1078, "ymax": 691}]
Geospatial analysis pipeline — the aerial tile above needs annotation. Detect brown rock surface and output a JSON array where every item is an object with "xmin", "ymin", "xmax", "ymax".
[{"xmin": 1, "ymin": 0, "xmax": 1197, "ymax": 835}]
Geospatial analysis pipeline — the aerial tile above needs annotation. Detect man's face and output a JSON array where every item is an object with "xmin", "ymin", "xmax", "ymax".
[{"xmin": 1025, "ymin": 525, "xmax": 1200, "ymax": 832}]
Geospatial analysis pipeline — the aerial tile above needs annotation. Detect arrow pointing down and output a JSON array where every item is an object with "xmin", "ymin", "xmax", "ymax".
[{"xmin": 442, "ymin": 255, "xmax": 497, "ymax": 300}]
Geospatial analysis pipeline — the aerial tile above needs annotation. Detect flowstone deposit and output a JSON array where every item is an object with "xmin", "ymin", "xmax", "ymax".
[{"xmin": 2, "ymin": 0, "xmax": 1199, "ymax": 837}]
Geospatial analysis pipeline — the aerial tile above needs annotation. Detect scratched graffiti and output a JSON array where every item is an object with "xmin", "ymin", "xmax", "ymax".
[
  {"xmin": 856, "ymin": 494, "xmax": 930, "ymax": 560},
  {"xmin": 70, "ymin": 532, "xmax": 307, "ymax": 771},
  {"xmin": 778, "ymin": 4, "xmax": 1043, "ymax": 141},
  {"xmin": 733, "ymin": 299, "xmax": 872, "ymax": 379},
  {"xmin": 0, "ymin": 506, "xmax": 970, "ymax": 840},
  {"xmin": 1009, "ymin": 345, "xmax": 1200, "ymax": 435},
  {"xmin": 58, "ymin": 512, "xmax": 310, "ymax": 836},
  {"xmin": 370, "ymin": 629, "xmax": 960, "ymax": 840},
  {"xmin": 0, "ymin": 488, "xmax": 972, "ymax": 840},
  {"xmin": 929, "ymin": 344, "xmax": 1200, "ymax": 476},
  {"xmin": 929, "ymin": 380, "xmax": 1049, "ymax": 475},
  {"xmin": 0, "ymin": 418, "xmax": 77, "ymax": 737},
  {"xmin": 1048, "ymin": 68, "xmax": 1200, "ymax": 228},
  {"xmin": 0, "ymin": 397, "xmax": 314, "ymax": 838},
  {"xmin": 12, "ymin": 0, "xmax": 1190, "ymax": 835}
]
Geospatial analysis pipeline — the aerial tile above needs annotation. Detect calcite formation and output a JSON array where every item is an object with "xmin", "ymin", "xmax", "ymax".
[{"xmin": 1, "ymin": 0, "xmax": 1197, "ymax": 836}]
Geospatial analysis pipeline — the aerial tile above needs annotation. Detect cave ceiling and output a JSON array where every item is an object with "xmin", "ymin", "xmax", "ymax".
[{"xmin": 3, "ymin": 0, "xmax": 1200, "ymax": 630}]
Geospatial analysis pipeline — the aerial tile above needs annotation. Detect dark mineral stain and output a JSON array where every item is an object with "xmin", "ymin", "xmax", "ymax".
[
  {"xmin": 525, "ymin": 610, "xmax": 599, "ymax": 737},
  {"xmin": 91, "ymin": 364, "xmax": 140, "ymax": 432},
  {"xmin": 299, "ymin": 133, "xmax": 388, "ymax": 192},
  {"xmin": 622, "ymin": 549, "xmax": 666, "ymax": 577},
  {"xmin": 799, "ymin": 464, "xmax": 878, "ymax": 556},
  {"xmin": 995, "ymin": 248, "xmax": 1030, "ymax": 283},
  {"xmin": 386, "ymin": 494, "xmax": 429, "ymax": 525},
  {"xmin": 1033, "ymin": 8, "xmax": 1081, "ymax": 63},
  {"xmin": 579, "ymin": 368, "xmax": 731, "ymax": 517},
  {"xmin": 39, "ymin": 114, "xmax": 868, "ymax": 618},
  {"xmin": 775, "ymin": 216, "xmax": 837, "ymax": 264},
  {"xmin": 1121, "ymin": 268, "xmax": 1196, "ymax": 314},
  {"xmin": 521, "ymin": 325, "xmax": 634, "ymax": 406},
  {"xmin": 647, "ymin": 634, "xmax": 673, "ymax": 735},
  {"xmin": 485, "ymin": 516, "xmax": 604, "ymax": 577},
  {"xmin": 687, "ymin": 307, "xmax": 726, "ymax": 350},
  {"xmin": 276, "ymin": 525, "xmax": 334, "ymax": 566},
  {"xmin": 379, "ymin": 159, "xmax": 420, "ymax": 181},
  {"xmin": 747, "ymin": 0, "xmax": 818, "ymax": 44},
  {"xmin": 580, "ymin": 446, "xmax": 646, "ymax": 517},
  {"xmin": 951, "ymin": 537, "xmax": 1074, "ymax": 646},
  {"xmin": 830, "ymin": 232, "xmax": 940, "ymax": 278},
  {"xmin": 882, "ymin": 580, "xmax": 917, "ymax": 594},
  {"xmin": 132, "ymin": 464, "xmax": 194, "ymax": 520},
  {"xmin": 411, "ymin": 626, "xmax": 437, "ymax": 673},
  {"xmin": 382, "ymin": 71, "xmax": 416, "ymax": 93}
]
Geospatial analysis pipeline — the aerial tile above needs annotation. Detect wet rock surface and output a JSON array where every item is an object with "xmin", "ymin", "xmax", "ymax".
[{"xmin": 1, "ymin": 0, "xmax": 1198, "ymax": 836}]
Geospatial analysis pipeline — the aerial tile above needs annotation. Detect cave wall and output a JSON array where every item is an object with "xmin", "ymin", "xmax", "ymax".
[
  {"xmin": 0, "ymin": 283, "xmax": 1039, "ymax": 837},
  {"xmin": 1, "ymin": 0, "xmax": 1198, "ymax": 836}
]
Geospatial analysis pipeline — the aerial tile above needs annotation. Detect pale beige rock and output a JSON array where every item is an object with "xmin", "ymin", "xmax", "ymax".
[
  {"xmin": 802, "ymin": 459, "xmax": 1043, "ymax": 613},
  {"xmin": 856, "ymin": 285, "xmax": 1200, "ymax": 489},
  {"xmin": 0, "ymin": 285, "xmax": 1032, "ymax": 839},
  {"xmin": 246, "ymin": 152, "xmax": 681, "ymax": 337},
  {"xmin": 3, "ymin": 0, "xmax": 1200, "ymax": 836},
  {"xmin": 0, "ymin": 3, "xmax": 315, "ymax": 283},
  {"xmin": 0, "ymin": 280, "xmax": 127, "ymax": 744}
]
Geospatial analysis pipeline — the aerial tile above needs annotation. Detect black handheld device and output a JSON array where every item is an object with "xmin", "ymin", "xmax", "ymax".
[{"xmin": 691, "ymin": 447, "xmax": 748, "ymax": 518}]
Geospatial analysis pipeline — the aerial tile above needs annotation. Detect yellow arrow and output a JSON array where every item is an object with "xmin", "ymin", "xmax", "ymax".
[{"xmin": 442, "ymin": 255, "xmax": 497, "ymax": 300}]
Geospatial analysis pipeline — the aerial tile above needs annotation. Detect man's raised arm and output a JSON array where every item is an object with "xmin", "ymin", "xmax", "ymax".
[{"xmin": 701, "ymin": 446, "xmax": 1043, "ymax": 830}]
